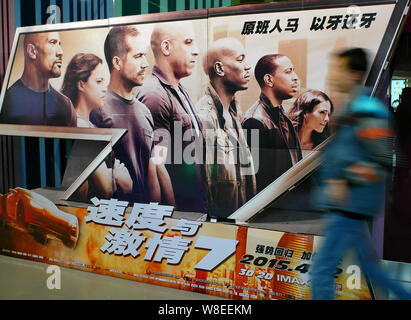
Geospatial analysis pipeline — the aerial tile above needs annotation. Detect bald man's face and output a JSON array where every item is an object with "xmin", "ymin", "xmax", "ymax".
[
  {"xmin": 218, "ymin": 42, "xmax": 251, "ymax": 92},
  {"xmin": 169, "ymin": 26, "xmax": 199, "ymax": 79},
  {"xmin": 30, "ymin": 32, "xmax": 63, "ymax": 78}
]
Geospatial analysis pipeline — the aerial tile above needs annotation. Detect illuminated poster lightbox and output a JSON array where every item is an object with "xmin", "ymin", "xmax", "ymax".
[{"xmin": 0, "ymin": 0, "xmax": 408, "ymax": 301}]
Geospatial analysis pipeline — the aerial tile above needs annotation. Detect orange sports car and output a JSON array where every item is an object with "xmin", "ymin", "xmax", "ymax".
[{"xmin": 0, "ymin": 188, "xmax": 79, "ymax": 248}]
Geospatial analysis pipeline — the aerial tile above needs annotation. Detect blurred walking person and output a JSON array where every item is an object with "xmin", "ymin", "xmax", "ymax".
[{"xmin": 310, "ymin": 48, "xmax": 411, "ymax": 300}]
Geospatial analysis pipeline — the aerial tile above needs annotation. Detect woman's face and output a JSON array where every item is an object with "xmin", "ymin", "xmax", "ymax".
[
  {"xmin": 304, "ymin": 100, "xmax": 331, "ymax": 133},
  {"xmin": 81, "ymin": 63, "xmax": 107, "ymax": 109}
]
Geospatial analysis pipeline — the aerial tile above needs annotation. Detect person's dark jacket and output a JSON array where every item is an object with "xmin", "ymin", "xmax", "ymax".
[
  {"xmin": 242, "ymin": 93, "xmax": 302, "ymax": 192},
  {"xmin": 315, "ymin": 88, "xmax": 394, "ymax": 216}
]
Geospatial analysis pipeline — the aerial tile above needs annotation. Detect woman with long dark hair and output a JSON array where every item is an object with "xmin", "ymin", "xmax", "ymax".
[
  {"xmin": 62, "ymin": 53, "xmax": 132, "ymax": 200},
  {"xmin": 289, "ymin": 89, "xmax": 333, "ymax": 156}
]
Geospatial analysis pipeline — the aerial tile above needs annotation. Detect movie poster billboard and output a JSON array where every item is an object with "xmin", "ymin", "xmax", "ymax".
[{"xmin": 0, "ymin": 1, "xmax": 406, "ymax": 220}]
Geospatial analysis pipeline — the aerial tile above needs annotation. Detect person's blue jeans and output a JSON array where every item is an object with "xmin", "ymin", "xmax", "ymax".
[{"xmin": 310, "ymin": 211, "xmax": 411, "ymax": 300}]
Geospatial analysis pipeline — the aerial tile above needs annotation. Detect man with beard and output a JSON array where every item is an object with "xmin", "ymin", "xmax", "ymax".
[
  {"xmin": 0, "ymin": 32, "xmax": 76, "ymax": 126},
  {"xmin": 195, "ymin": 38, "xmax": 256, "ymax": 218},
  {"xmin": 136, "ymin": 22, "xmax": 207, "ymax": 214},
  {"xmin": 242, "ymin": 54, "xmax": 302, "ymax": 192},
  {"xmin": 91, "ymin": 26, "xmax": 174, "ymax": 205}
]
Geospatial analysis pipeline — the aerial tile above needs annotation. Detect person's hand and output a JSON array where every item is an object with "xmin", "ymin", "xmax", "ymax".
[
  {"xmin": 325, "ymin": 179, "xmax": 349, "ymax": 206},
  {"xmin": 113, "ymin": 159, "xmax": 133, "ymax": 194}
]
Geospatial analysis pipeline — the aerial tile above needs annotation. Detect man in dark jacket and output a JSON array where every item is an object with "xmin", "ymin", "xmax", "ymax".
[
  {"xmin": 242, "ymin": 54, "xmax": 302, "ymax": 192},
  {"xmin": 136, "ymin": 22, "xmax": 207, "ymax": 214},
  {"xmin": 310, "ymin": 48, "xmax": 411, "ymax": 300},
  {"xmin": 195, "ymin": 37, "xmax": 256, "ymax": 218}
]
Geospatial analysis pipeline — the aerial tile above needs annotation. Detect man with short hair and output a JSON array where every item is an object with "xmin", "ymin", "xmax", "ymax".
[
  {"xmin": 0, "ymin": 32, "xmax": 76, "ymax": 126},
  {"xmin": 242, "ymin": 54, "xmax": 302, "ymax": 192},
  {"xmin": 310, "ymin": 48, "xmax": 411, "ymax": 300},
  {"xmin": 136, "ymin": 22, "xmax": 207, "ymax": 214},
  {"xmin": 195, "ymin": 37, "xmax": 256, "ymax": 218},
  {"xmin": 92, "ymin": 26, "xmax": 174, "ymax": 205}
]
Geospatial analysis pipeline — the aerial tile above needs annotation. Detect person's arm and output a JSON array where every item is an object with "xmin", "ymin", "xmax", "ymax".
[
  {"xmin": 149, "ymin": 142, "xmax": 176, "ymax": 205},
  {"xmin": 89, "ymin": 107, "xmax": 113, "ymax": 128},
  {"xmin": 89, "ymin": 161, "xmax": 116, "ymax": 199},
  {"xmin": 113, "ymin": 159, "xmax": 133, "ymax": 194},
  {"xmin": 355, "ymin": 116, "xmax": 394, "ymax": 168},
  {"xmin": 324, "ymin": 179, "xmax": 349, "ymax": 206},
  {"xmin": 138, "ymin": 87, "xmax": 176, "ymax": 206},
  {"xmin": 147, "ymin": 156, "xmax": 162, "ymax": 203},
  {"xmin": 242, "ymin": 117, "xmax": 265, "ymax": 149},
  {"xmin": 340, "ymin": 100, "xmax": 394, "ymax": 186},
  {"xmin": 156, "ymin": 160, "xmax": 176, "ymax": 206}
]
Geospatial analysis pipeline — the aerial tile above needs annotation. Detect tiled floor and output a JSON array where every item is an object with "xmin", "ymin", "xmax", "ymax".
[
  {"xmin": 1, "ymin": 254, "xmax": 410, "ymax": 300},
  {"xmin": 380, "ymin": 260, "xmax": 411, "ymax": 300},
  {"xmin": 0, "ymin": 255, "xmax": 226, "ymax": 300}
]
